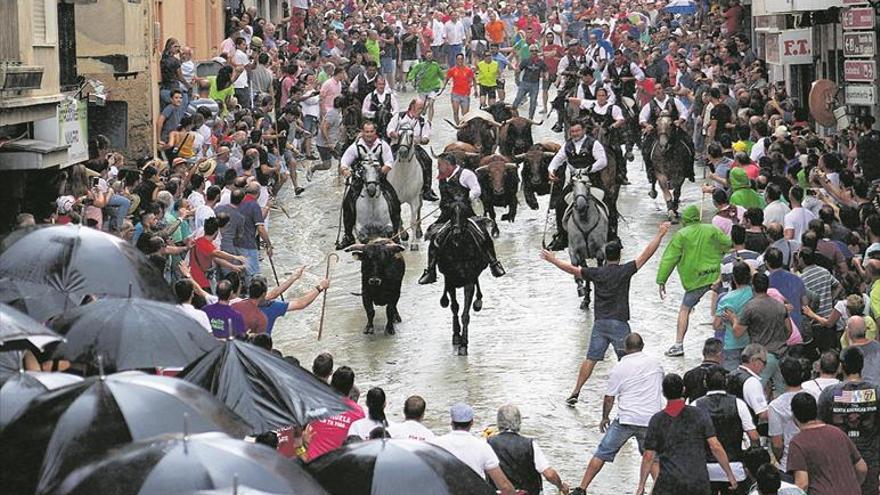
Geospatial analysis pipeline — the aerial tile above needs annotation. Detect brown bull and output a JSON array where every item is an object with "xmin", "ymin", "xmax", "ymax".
[
  {"xmin": 431, "ymin": 142, "xmax": 481, "ymax": 170},
  {"xmin": 515, "ymin": 142, "xmax": 560, "ymax": 210},
  {"xmin": 475, "ymin": 154, "xmax": 519, "ymax": 236}
]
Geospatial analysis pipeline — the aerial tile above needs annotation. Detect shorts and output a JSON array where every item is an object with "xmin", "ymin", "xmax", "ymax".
[
  {"xmin": 594, "ymin": 419, "xmax": 647, "ymax": 462},
  {"xmin": 450, "ymin": 94, "xmax": 470, "ymax": 105},
  {"xmin": 317, "ymin": 145, "xmax": 336, "ymax": 161},
  {"xmin": 380, "ymin": 57, "xmax": 396, "ymax": 75},
  {"xmin": 586, "ymin": 319, "xmax": 630, "ymax": 361},
  {"xmin": 470, "ymin": 40, "xmax": 488, "ymax": 56},
  {"xmin": 303, "ymin": 115, "xmax": 318, "ymax": 134},
  {"xmin": 682, "ymin": 285, "xmax": 712, "ymax": 309},
  {"xmin": 401, "ymin": 60, "xmax": 418, "ymax": 72},
  {"xmin": 420, "ymin": 90, "xmax": 441, "ymax": 101},
  {"xmin": 479, "ymin": 85, "xmax": 497, "ymax": 99},
  {"xmin": 497, "ymin": 78, "xmax": 506, "ymax": 90}
]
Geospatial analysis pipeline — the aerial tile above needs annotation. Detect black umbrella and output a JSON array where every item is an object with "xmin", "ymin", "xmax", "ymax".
[
  {"xmin": 55, "ymin": 432, "xmax": 329, "ymax": 495},
  {"xmin": 178, "ymin": 340, "xmax": 349, "ymax": 434},
  {"xmin": 0, "ymin": 350, "xmax": 23, "ymax": 384},
  {"xmin": 0, "ymin": 302, "xmax": 64, "ymax": 352},
  {"xmin": 0, "ymin": 277, "xmax": 81, "ymax": 323},
  {"xmin": 0, "ymin": 225, "xmax": 174, "ymax": 319},
  {"xmin": 0, "ymin": 370, "xmax": 82, "ymax": 428},
  {"xmin": 50, "ymin": 297, "xmax": 219, "ymax": 372},
  {"xmin": 0, "ymin": 371, "xmax": 252, "ymax": 495},
  {"xmin": 307, "ymin": 439, "xmax": 496, "ymax": 495}
]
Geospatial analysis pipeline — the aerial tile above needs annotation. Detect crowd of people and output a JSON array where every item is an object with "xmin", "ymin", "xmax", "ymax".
[{"xmin": 9, "ymin": 0, "xmax": 880, "ymax": 493}]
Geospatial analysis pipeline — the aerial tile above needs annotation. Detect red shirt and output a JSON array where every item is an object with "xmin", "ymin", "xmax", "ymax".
[
  {"xmin": 231, "ymin": 298, "xmax": 268, "ymax": 334},
  {"xmin": 447, "ymin": 66, "xmax": 474, "ymax": 96},
  {"xmin": 542, "ymin": 44, "xmax": 564, "ymax": 73},
  {"xmin": 306, "ymin": 398, "xmax": 365, "ymax": 460},
  {"xmin": 190, "ymin": 236, "xmax": 216, "ymax": 289}
]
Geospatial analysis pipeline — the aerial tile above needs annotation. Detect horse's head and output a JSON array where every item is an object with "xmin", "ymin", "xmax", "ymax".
[
  {"xmin": 571, "ymin": 170, "xmax": 592, "ymax": 216},
  {"xmin": 396, "ymin": 127, "xmax": 415, "ymax": 161},
  {"xmin": 656, "ymin": 113, "xmax": 673, "ymax": 150},
  {"xmin": 449, "ymin": 198, "xmax": 470, "ymax": 235},
  {"xmin": 361, "ymin": 160, "xmax": 382, "ymax": 198}
]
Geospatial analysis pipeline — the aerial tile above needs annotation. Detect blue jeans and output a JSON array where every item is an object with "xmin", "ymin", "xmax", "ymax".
[
  {"xmin": 107, "ymin": 194, "xmax": 131, "ymax": 232},
  {"xmin": 723, "ymin": 348, "xmax": 743, "ymax": 371},
  {"xmin": 761, "ymin": 352, "xmax": 784, "ymax": 396},
  {"xmin": 586, "ymin": 319, "xmax": 630, "ymax": 361},
  {"xmin": 594, "ymin": 419, "xmax": 647, "ymax": 462},
  {"xmin": 512, "ymin": 80, "xmax": 540, "ymax": 119},
  {"xmin": 239, "ymin": 247, "xmax": 260, "ymax": 282},
  {"xmin": 446, "ymin": 44, "xmax": 462, "ymax": 67}
]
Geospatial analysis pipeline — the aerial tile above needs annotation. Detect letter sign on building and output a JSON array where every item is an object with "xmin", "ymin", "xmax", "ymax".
[{"xmin": 778, "ymin": 29, "xmax": 813, "ymax": 65}]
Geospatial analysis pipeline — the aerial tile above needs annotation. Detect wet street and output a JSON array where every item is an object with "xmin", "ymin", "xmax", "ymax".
[{"xmin": 268, "ymin": 87, "xmax": 711, "ymax": 492}]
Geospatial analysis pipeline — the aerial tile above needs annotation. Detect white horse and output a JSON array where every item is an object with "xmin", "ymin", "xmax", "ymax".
[{"xmin": 387, "ymin": 127, "xmax": 424, "ymax": 243}]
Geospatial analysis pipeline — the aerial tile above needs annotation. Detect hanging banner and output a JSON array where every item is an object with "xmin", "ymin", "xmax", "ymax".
[
  {"xmin": 33, "ymin": 97, "xmax": 89, "ymax": 166},
  {"xmin": 778, "ymin": 28, "xmax": 813, "ymax": 64}
]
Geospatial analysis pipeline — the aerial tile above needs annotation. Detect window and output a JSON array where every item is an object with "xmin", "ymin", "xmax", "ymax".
[{"xmin": 32, "ymin": 0, "xmax": 57, "ymax": 46}]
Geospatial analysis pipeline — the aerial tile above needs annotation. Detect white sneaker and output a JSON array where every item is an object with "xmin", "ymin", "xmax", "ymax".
[{"xmin": 664, "ymin": 343, "xmax": 685, "ymax": 357}]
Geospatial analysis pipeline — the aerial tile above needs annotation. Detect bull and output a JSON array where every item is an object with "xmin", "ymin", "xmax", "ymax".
[
  {"xmin": 475, "ymin": 154, "xmax": 519, "ymax": 236},
  {"xmin": 515, "ymin": 142, "xmax": 561, "ymax": 210},
  {"xmin": 346, "ymin": 239, "xmax": 406, "ymax": 335},
  {"xmin": 497, "ymin": 116, "xmax": 542, "ymax": 158},
  {"xmin": 445, "ymin": 109, "xmax": 501, "ymax": 156},
  {"xmin": 484, "ymin": 102, "xmax": 517, "ymax": 123},
  {"xmin": 431, "ymin": 142, "xmax": 481, "ymax": 170}
]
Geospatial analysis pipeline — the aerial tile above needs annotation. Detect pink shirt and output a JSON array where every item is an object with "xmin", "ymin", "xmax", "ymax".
[
  {"xmin": 306, "ymin": 398, "xmax": 364, "ymax": 460},
  {"xmin": 320, "ymin": 78, "xmax": 342, "ymax": 113}
]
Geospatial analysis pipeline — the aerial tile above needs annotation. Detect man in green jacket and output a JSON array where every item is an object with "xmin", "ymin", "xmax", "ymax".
[
  {"xmin": 728, "ymin": 167, "xmax": 765, "ymax": 209},
  {"xmin": 657, "ymin": 204, "xmax": 732, "ymax": 357},
  {"xmin": 407, "ymin": 50, "xmax": 445, "ymax": 123}
]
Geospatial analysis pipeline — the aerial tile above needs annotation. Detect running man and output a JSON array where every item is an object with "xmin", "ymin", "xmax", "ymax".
[
  {"xmin": 442, "ymin": 53, "xmax": 477, "ymax": 124},
  {"xmin": 407, "ymin": 49, "xmax": 445, "ymax": 123}
]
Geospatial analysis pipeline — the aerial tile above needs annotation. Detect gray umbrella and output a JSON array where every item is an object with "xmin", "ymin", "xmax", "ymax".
[
  {"xmin": 0, "ymin": 303, "xmax": 64, "ymax": 353},
  {"xmin": 0, "ymin": 370, "xmax": 83, "ymax": 428},
  {"xmin": 55, "ymin": 432, "xmax": 329, "ymax": 495}
]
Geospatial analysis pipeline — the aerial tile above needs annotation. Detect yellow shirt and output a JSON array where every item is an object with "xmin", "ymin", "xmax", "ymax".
[{"xmin": 476, "ymin": 60, "xmax": 499, "ymax": 87}]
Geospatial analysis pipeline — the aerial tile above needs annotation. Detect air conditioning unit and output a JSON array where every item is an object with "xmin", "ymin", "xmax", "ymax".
[{"xmin": 0, "ymin": 64, "xmax": 44, "ymax": 91}]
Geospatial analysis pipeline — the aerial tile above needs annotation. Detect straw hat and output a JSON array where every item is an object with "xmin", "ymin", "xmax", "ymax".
[{"xmin": 197, "ymin": 159, "xmax": 217, "ymax": 177}]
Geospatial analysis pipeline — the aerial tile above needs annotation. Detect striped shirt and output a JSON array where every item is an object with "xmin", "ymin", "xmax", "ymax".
[
  {"xmin": 720, "ymin": 249, "xmax": 762, "ymax": 292},
  {"xmin": 799, "ymin": 265, "xmax": 840, "ymax": 317}
]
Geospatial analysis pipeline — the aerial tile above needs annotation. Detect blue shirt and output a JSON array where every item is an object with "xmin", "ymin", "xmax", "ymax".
[
  {"xmin": 769, "ymin": 269, "xmax": 806, "ymax": 330},
  {"xmin": 259, "ymin": 300, "xmax": 288, "ymax": 335},
  {"xmin": 716, "ymin": 286, "xmax": 753, "ymax": 350}
]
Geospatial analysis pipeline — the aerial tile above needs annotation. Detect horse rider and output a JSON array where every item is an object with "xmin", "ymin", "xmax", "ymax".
[
  {"xmin": 336, "ymin": 121, "xmax": 402, "ymax": 249},
  {"xmin": 350, "ymin": 60, "xmax": 380, "ymax": 104},
  {"xmin": 417, "ymin": 153, "xmax": 506, "ymax": 284},
  {"xmin": 570, "ymin": 87, "xmax": 627, "ymax": 184},
  {"xmin": 545, "ymin": 120, "xmax": 609, "ymax": 251},
  {"xmin": 387, "ymin": 97, "xmax": 440, "ymax": 202},
  {"xmin": 602, "ymin": 51, "xmax": 645, "ymax": 161},
  {"xmin": 552, "ymin": 40, "xmax": 587, "ymax": 133},
  {"xmin": 638, "ymin": 80, "xmax": 694, "ymax": 198},
  {"xmin": 574, "ymin": 69, "xmax": 616, "ymax": 105},
  {"xmin": 362, "ymin": 76, "xmax": 399, "ymax": 140}
]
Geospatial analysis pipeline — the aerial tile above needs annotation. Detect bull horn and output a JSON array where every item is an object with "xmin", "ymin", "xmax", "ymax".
[
  {"xmin": 390, "ymin": 243, "xmax": 406, "ymax": 252},
  {"xmin": 344, "ymin": 244, "xmax": 367, "ymax": 252},
  {"xmin": 514, "ymin": 153, "xmax": 526, "ymax": 160},
  {"xmin": 429, "ymin": 147, "xmax": 439, "ymax": 158},
  {"xmin": 475, "ymin": 165, "xmax": 488, "ymax": 172},
  {"xmin": 526, "ymin": 118, "xmax": 544, "ymax": 126},
  {"xmin": 543, "ymin": 151, "xmax": 557, "ymax": 157},
  {"xmin": 444, "ymin": 119, "xmax": 462, "ymax": 130},
  {"xmin": 463, "ymin": 152, "xmax": 480, "ymax": 157},
  {"xmin": 505, "ymin": 162, "xmax": 519, "ymax": 170}
]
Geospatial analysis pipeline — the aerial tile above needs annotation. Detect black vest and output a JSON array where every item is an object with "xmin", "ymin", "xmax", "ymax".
[
  {"xmin": 579, "ymin": 82, "xmax": 597, "ymax": 100},
  {"xmin": 355, "ymin": 73, "xmax": 377, "ymax": 102},
  {"xmin": 683, "ymin": 361, "xmax": 728, "ymax": 403},
  {"xmin": 564, "ymin": 136, "xmax": 597, "ymax": 169},
  {"xmin": 607, "ymin": 62, "xmax": 635, "ymax": 97},
  {"xmin": 649, "ymin": 97, "xmax": 679, "ymax": 124},
  {"xmin": 590, "ymin": 105, "xmax": 615, "ymax": 129},
  {"xmin": 727, "ymin": 367, "xmax": 761, "ymax": 427},
  {"xmin": 695, "ymin": 392, "xmax": 745, "ymax": 462},
  {"xmin": 440, "ymin": 167, "xmax": 471, "ymax": 211},
  {"xmin": 487, "ymin": 432, "xmax": 542, "ymax": 495},
  {"xmin": 370, "ymin": 92, "xmax": 392, "ymax": 113}
]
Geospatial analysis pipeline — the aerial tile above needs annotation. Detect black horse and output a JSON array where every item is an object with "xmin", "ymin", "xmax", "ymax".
[{"xmin": 436, "ymin": 199, "xmax": 487, "ymax": 356}]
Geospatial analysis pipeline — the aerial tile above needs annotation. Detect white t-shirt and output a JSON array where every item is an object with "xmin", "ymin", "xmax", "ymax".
[
  {"xmin": 768, "ymin": 390, "xmax": 801, "ymax": 471},
  {"xmin": 349, "ymin": 418, "xmax": 393, "ymax": 440},
  {"xmin": 387, "ymin": 420, "xmax": 435, "ymax": 441},
  {"xmin": 445, "ymin": 20, "xmax": 466, "ymax": 45},
  {"xmin": 431, "ymin": 20, "xmax": 446, "ymax": 46},
  {"xmin": 763, "ymin": 200, "xmax": 791, "ymax": 227},
  {"xmin": 738, "ymin": 366, "xmax": 769, "ymax": 415},
  {"xmin": 783, "ymin": 207, "xmax": 815, "ymax": 243},
  {"xmin": 233, "ymin": 49, "xmax": 250, "ymax": 89},
  {"xmin": 429, "ymin": 430, "xmax": 500, "ymax": 479},
  {"xmin": 188, "ymin": 190, "xmax": 206, "ymax": 210},
  {"xmin": 606, "ymin": 352, "xmax": 665, "ymax": 426},
  {"xmin": 178, "ymin": 303, "xmax": 212, "ymax": 332},
  {"xmin": 193, "ymin": 204, "xmax": 216, "ymax": 233},
  {"xmin": 801, "ymin": 377, "xmax": 840, "ymax": 399},
  {"xmin": 300, "ymin": 91, "xmax": 320, "ymax": 118}
]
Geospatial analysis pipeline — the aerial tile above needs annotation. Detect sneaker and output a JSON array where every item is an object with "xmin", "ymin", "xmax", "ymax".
[
  {"xmin": 565, "ymin": 393, "xmax": 579, "ymax": 406},
  {"xmin": 294, "ymin": 187, "xmax": 305, "ymax": 196},
  {"xmin": 664, "ymin": 343, "xmax": 685, "ymax": 357}
]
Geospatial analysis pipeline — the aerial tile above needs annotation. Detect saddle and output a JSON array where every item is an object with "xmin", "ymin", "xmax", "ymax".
[{"xmin": 431, "ymin": 216, "xmax": 492, "ymax": 249}]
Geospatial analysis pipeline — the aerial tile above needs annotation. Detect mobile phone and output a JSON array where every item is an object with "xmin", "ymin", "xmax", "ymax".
[{"xmin": 90, "ymin": 177, "xmax": 100, "ymax": 188}]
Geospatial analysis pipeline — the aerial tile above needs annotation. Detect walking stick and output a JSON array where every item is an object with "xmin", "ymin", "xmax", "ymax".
[
  {"xmin": 317, "ymin": 252, "xmax": 339, "ymax": 341},
  {"xmin": 542, "ymin": 181, "xmax": 557, "ymax": 249},
  {"xmin": 267, "ymin": 250, "xmax": 284, "ymax": 302}
]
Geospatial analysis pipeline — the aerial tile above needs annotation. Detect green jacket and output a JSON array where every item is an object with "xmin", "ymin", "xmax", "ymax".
[
  {"xmin": 728, "ymin": 167, "xmax": 765, "ymax": 209},
  {"xmin": 365, "ymin": 39, "xmax": 380, "ymax": 64},
  {"xmin": 407, "ymin": 60, "xmax": 444, "ymax": 93},
  {"xmin": 656, "ymin": 205, "xmax": 732, "ymax": 291}
]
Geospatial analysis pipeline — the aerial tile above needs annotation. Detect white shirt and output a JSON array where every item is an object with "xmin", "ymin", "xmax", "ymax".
[
  {"xmin": 361, "ymin": 89, "xmax": 400, "ymax": 119},
  {"xmin": 768, "ymin": 390, "xmax": 802, "ymax": 471},
  {"xmin": 750, "ymin": 136, "xmax": 770, "ymax": 162},
  {"xmin": 801, "ymin": 377, "xmax": 839, "ymax": 399},
  {"xmin": 178, "ymin": 303, "xmax": 212, "ymax": 332},
  {"xmin": 737, "ymin": 365, "xmax": 769, "ymax": 415},
  {"xmin": 605, "ymin": 351, "xmax": 665, "ymax": 426},
  {"xmin": 300, "ymin": 91, "xmax": 321, "ymax": 118},
  {"xmin": 764, "ymin": 200, "xmax": 791, "ymax": 226},
  {"xmin": 548, "ymin": 136, "xmax": 608, "ymax": 174},
  {"xmin": 232, "ymin": 49, "xmax": 249, "ymax": 89},
  {"xmin": 783, "ymin": 207, "xmax": 815, "ymax": 242},
  {"xmin": 386, "ymin": 111, "xmax": 432, "ymax": 144},
  {"xmin": 601, "ymin": 62, "xmax": 646, "ymax": 84},
  {"xmin": 446, "ymin": 166, "xmax": 481, "ymax": 201},
  {"xmin": 638, "ymin": 96, "xmax": 690, "ymax": 124},
  {"xmin": 188, "ymin": 190, "xmax": 206, "ymax": 210},
  {"xmin": 340, "ymin": 137, "xmax": 395, "ymax": 172},
  {"xmin": 444, "ymin": 20, "xmax": 466, "ymax": 45},
  {"xmin": 431, "ymin": 19, "xmax": 446, "ymax": 45},
  {"xmin": 349, "ymin": 418, "xmax": 394, "ymax": 440},
  {"xmin": 585, "ymin": 44, "xmax": 609, "ymax": 69},
  {"xmin": 576, "ymin": 82, "xmax": 617, "ymax": 105},
  {"xmin": 387, "ymin": 420, "xmax": 435, "ymax": 441},
  {"xmin": 218, "ymin": 186, "xmax": 233, "ymax": 206},
  {"xmin": 579, "ymin": 101, "xmax": 624, "ymax": 122},
  {"xmin": 429, "ymin": 430, "xmax": 500, "ymax": 479},
  {"xmin": 193, "ymin": 204, "xmax": 215, "ymax": 233}
]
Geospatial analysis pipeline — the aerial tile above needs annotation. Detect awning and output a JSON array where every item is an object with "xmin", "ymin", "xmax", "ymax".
[{"xmin": 0, "ymin": 139, "xmax": 70, "ymax": 170}]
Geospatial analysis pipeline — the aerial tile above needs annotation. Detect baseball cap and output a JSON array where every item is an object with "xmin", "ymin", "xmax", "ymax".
[{"xmin": 450, "ymin": 402, "xmax": 474, "ymax": 423}]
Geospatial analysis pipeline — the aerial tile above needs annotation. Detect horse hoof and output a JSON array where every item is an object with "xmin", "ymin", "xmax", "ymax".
[
  {"xmin": 452, "ymin": 334, "xmax": 461, "ymax": 345},
  {"xmin": 457, "ymin": 345, "xmax": 468, "ymax": 356},
  {"xmin": 648, "ymin": 189, "xmax": 658, "ymax": 199},
  {"xmin": 500, "ymin": 214, "xmax": 509, "ymax": 221},
  {"xmin": 491, "ymin": 228, "xmax": 500, "ymax": 239},
  {"xmin": 363, "ymin": 325, "xmax": 374, "ymax": 335},
  {"xmin": 440, "ymin": 295, "xmax": 449, "ymax": 308},
  {"xmin": 394, "ymin": 313, "xmax": 402, "ymax": 323},
  {"xmin": 400, "ymin": 231, "xmax": 409, "ymax": 242},
  {"xmin": 580, "ymin": 299, "xmax": 591, "ymax": 311},
  {"xmin": 385, "ymin": 326, "xmax": 396, "ymax": 335},
  {"xmin": 473, "ymin": 299, "xmax": 483, "ymax": 312}
]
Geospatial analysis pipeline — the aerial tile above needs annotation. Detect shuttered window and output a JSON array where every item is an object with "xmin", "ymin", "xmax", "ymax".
[{"xmin": 32, "ymin": 0, "xmax": 57, "ymax": 46}]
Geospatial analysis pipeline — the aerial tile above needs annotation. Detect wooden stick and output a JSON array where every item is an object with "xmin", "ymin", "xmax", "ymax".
[{"xmin": 317, "ymin": 252, "xmax": 339, "ymax": 340}]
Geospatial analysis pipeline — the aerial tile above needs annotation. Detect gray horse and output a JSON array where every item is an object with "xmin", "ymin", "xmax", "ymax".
[{"xmin": 564, "ymin": 169, "xmax": 609, "ymax": 310}]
